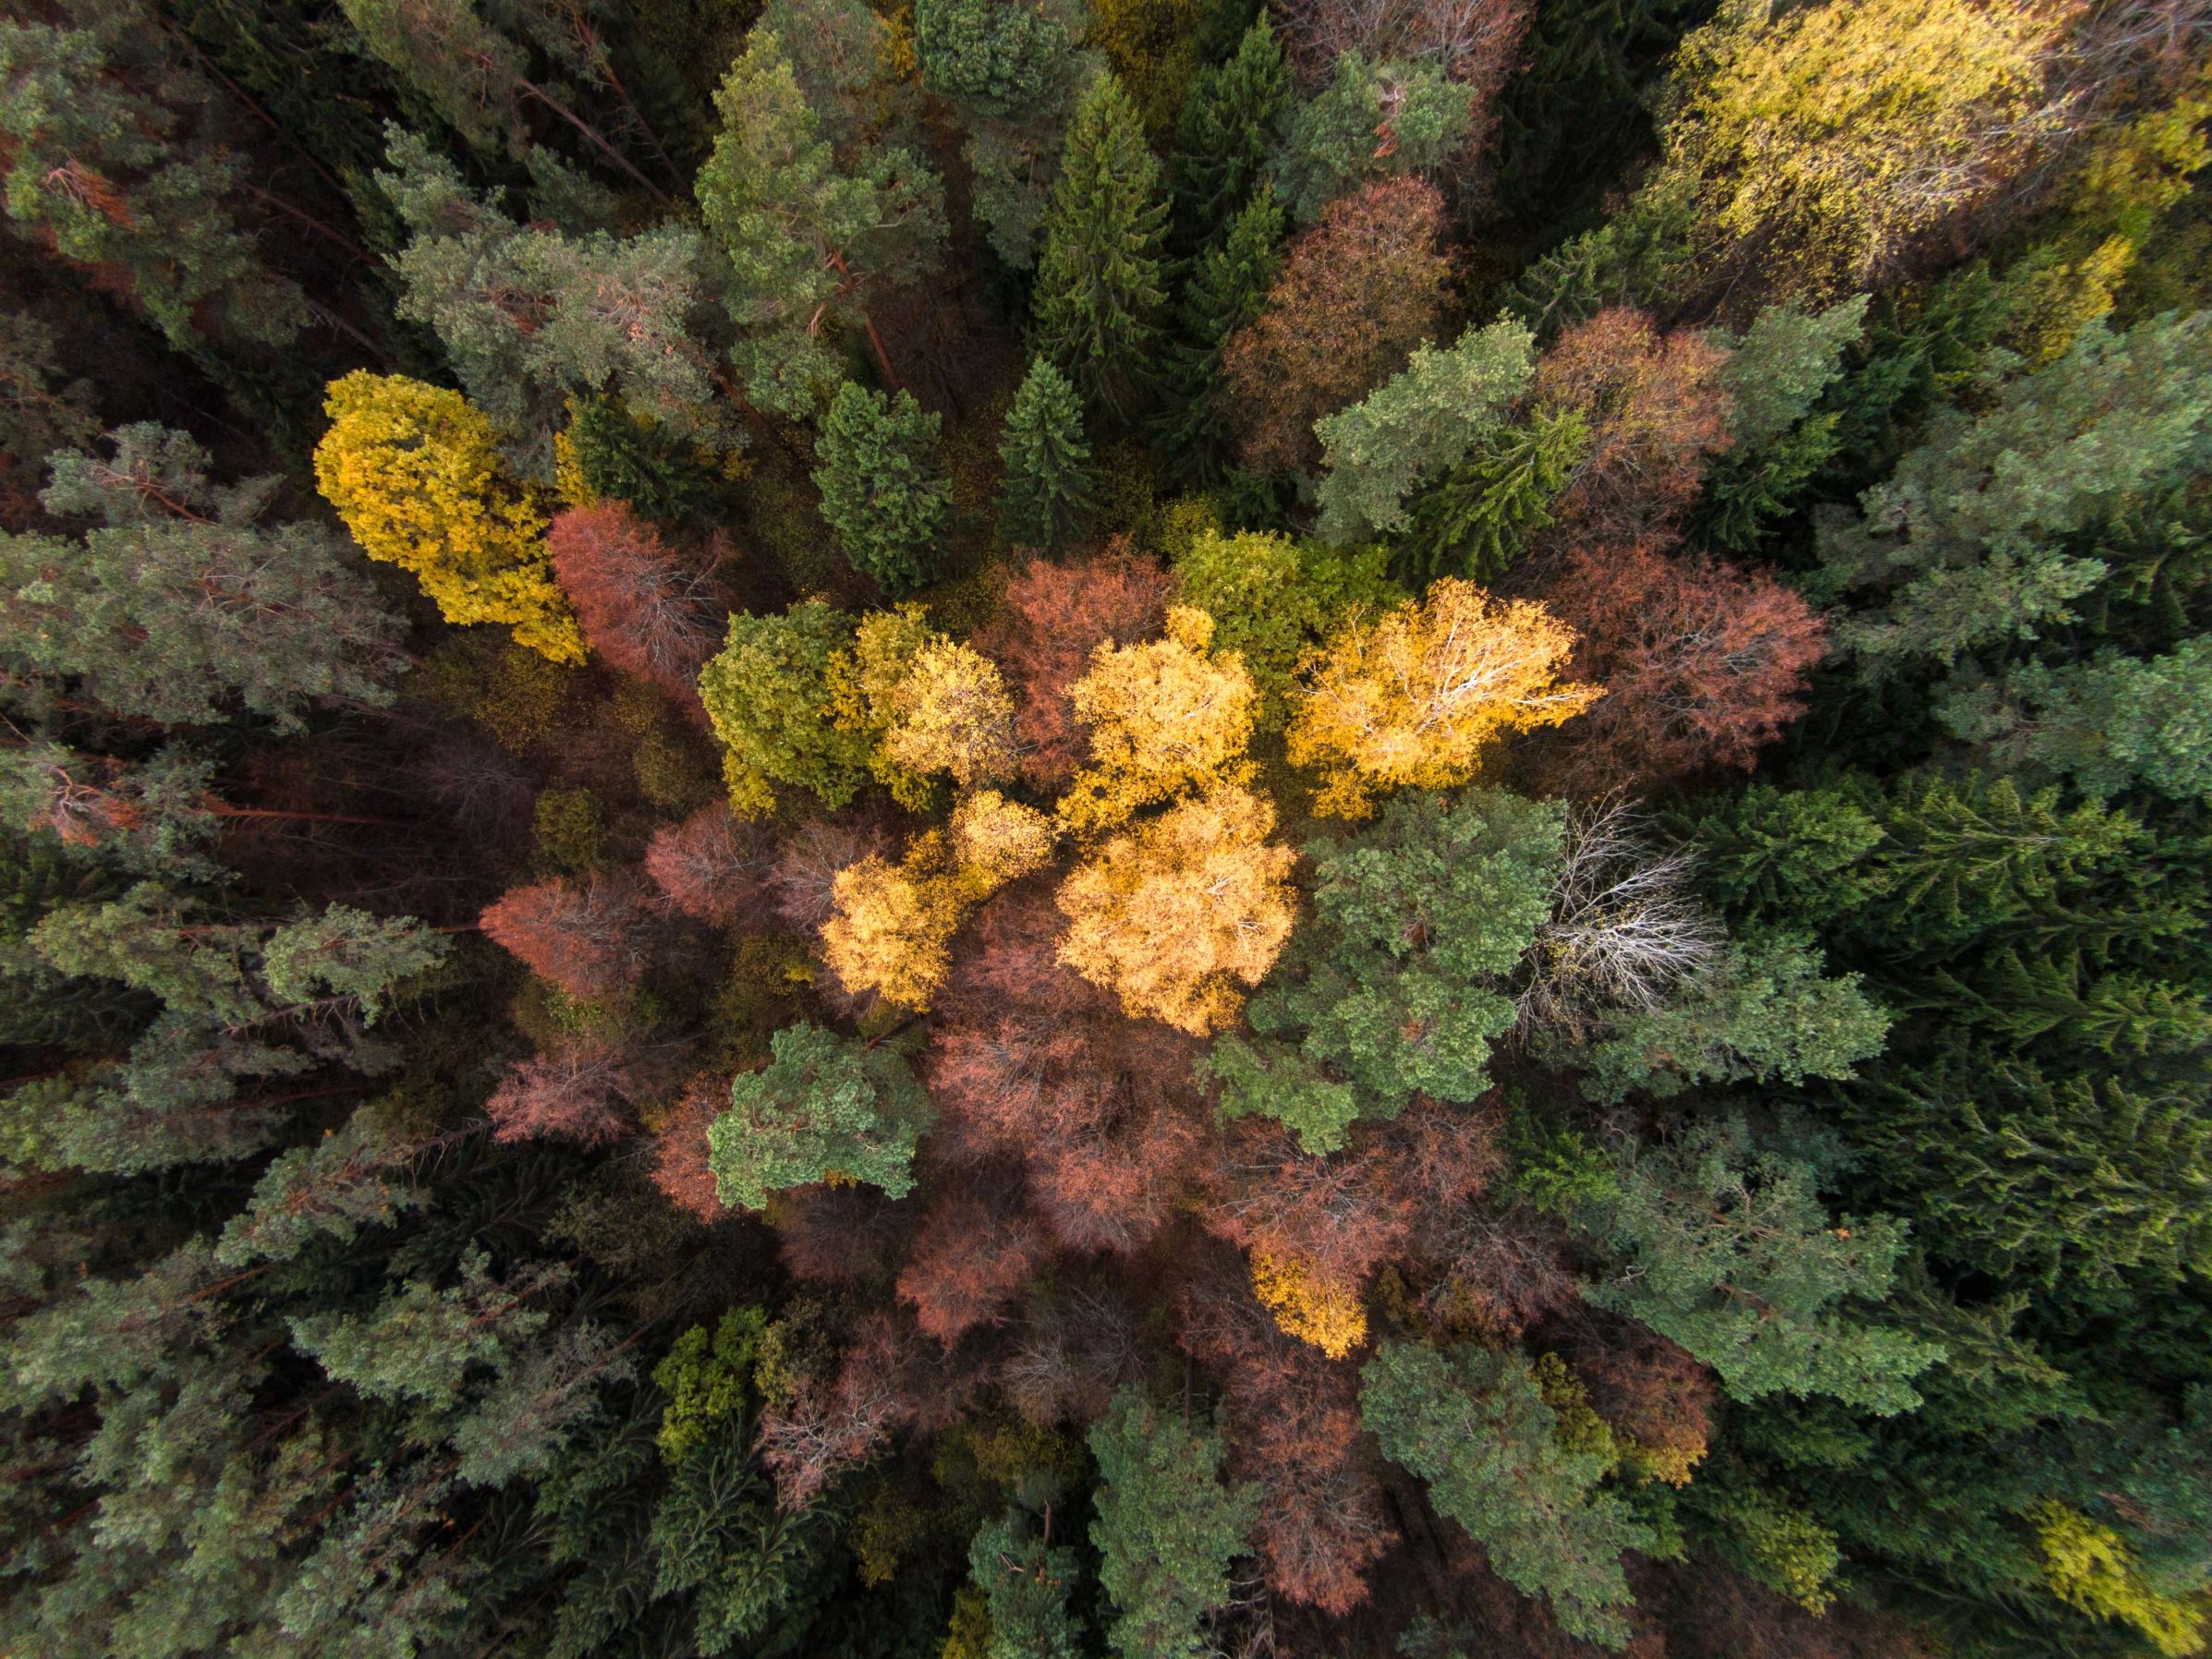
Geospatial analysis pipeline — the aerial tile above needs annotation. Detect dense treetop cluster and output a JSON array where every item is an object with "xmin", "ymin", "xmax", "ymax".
[{"xmin": 0, "ymin": 0, "xmax": 2208, "ymax": 1654}]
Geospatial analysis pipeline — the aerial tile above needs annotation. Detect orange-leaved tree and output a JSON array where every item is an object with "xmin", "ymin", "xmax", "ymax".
[
  {"xmin": 1285, "ymin": 577, "xmax": 1601, "ymax": 817},
  {"xmin": 1055, "ymin": 782, "xmax": 1296, "ymax": 1035}
]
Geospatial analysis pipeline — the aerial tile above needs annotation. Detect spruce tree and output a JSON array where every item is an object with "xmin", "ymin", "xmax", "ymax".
[
  {"xmin": 811, "ymin": 381, "xmax": 951, "ymax": 594},
  {"xmin": 1030, "ymin": 73, "xmax": 1171, "ymax": 421},
  {"xmin": 996, "ymin": 355, "xmax": 1095, "ymax": 549},
  {"xmin": 1154, "ymin": 194, "xmax": 1285, "ymax": 483},
  {"xmin": 1168, "ymin": 15, "xmax": 1291, "ymax": 249}
]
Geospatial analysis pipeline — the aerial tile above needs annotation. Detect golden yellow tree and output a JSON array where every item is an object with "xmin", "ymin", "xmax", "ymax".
[
  {"xmin": 830, "ymin": 608, "xmax": 1018, "ymax": 806},
  {"xmin": 1054, "ymin": 783, "xmax": 1296, "ymax": 1035},
  {"xmin": 1059, "ymin": 604, "xmax": 1258, "ymax": 832},
  {"xmin": 881, "ymin": 639, "xmax": 1018, "ymax": 789},
  {"xmin": 1658, "ymin": 0, "xmax": 2063, "ymax": 296},
  {"xmin": 313, "ymin": 371, "xmax": 583, "ymax": 664},
  {"xmin": 949, "ymin": 789, "xmax": 1058, "ymax": 896},
  {"xmin": 820, "ymin": 832, "xmax": 965, "ymax": 1011},
  {"xmin": 822, "ymin": 794, "xmax": 1057, "ymax": 1011},
  {"xmin": 1249, "ymin": 1250, "xmax": 1367, "ymax": 1359},
  {"xmin": 1285, "ymin": 577, "xmax": 1600, "ymax": 818}
]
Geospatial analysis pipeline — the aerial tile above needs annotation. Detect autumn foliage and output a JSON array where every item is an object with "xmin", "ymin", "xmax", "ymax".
[
  {"xmin": 546, "ymin": 502, "xmax": 727, "ymax": 703},
  {"xmin": 480, "ymin": 874, "xmax": 654, "ymax": 999},
  {"xmin": 1547, "ymin": 538, "xmax": 1828, "ymax": 785},
  {"xmin": 486, "ymin": 1038, "xmax": 633, "ymax": 1145},
  {"xmin": 1221, "ymin": 177, "xmax": 1452, "ymax": 474},
  {"xmin": 642, "ymin": 802, "xmax": 772, "ymax": 926},
  {"xmin": 976, "ymin": 548, "xmax": 1173, "ymax": 790},
  {"xmin": 1286, "ymin": 578, "xmax": 1602, "ymax": 817}
]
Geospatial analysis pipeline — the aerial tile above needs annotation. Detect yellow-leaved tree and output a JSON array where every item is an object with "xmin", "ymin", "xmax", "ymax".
[
  {"xmin": 1249, "ymin": 1250, "xmax": 1367, "ymax": 1360},
  {"xmin": 822, "ymin": 793, "xmax": 1057, "ymax": 1011},
  {"xmin": 1658, "ymin": 0, "xmax": 2064, "ymax": 297},
  {"xmin": 1286, "ymin": 577, "xmax": 1600, "ymax": 818},
  {"xmin": 1054, "ymin": 783, "xmax": 1295, "ymax": 1035},
  {"xmin": 829, "ymin": 607, "xmax": 1019, "ymax": 807},
  {"xmin": 313, "ymin": 371, "xmax": 584, "ymax": 664},
  {"xmin": 1058, "ymin": 604, "xmax": 1258, "ymax": 832}
]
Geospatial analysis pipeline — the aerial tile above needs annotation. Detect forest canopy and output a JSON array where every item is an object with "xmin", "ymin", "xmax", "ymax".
[{"xmin": 1, "ymin": 0, "xmax": 2209, "ymax": 1654}]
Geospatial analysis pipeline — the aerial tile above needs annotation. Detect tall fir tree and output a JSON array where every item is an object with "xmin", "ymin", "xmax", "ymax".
[
  {"xmin": 1030, "ymin": 74, "xmax": 1172, "ymax": 422},
  {"xmin": 811, "ymin": 382, "xmax": 951, "ymax": 595},
  {"xmin": 996, "ymin": 355, "xmax": 1095, "ymax": 549}
]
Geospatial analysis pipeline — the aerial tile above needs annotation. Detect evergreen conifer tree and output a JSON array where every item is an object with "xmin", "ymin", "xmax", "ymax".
[
  {"xmin": 811, "ymin": 382, "xmax": 951, "ymax": 594},
  {"xmin": 996, "ymin": 356, "xmax": 1094, "ymax": 549},
  {"xmin": 1030, "ymin": 74, "xmax": 1172, "ymax": 421}
]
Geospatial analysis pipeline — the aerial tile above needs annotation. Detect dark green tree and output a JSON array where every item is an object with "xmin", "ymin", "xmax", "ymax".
[
  {"xmin": 1167, "ymin": 14, "xmax": 1289, "ymax": 249},
  {"xmin": 810, "ymin": 382, "xmax": 951, "ymax": 593},
  {"xmin": 1030, "ymin": 74, "xmax": 1172, "ymax": 421},
  {"xmin": 996, "ymin": 355, "xmax": 1095, "ymax": 549},
  {"xmin": 1361, "ymin": 1341, "xmax": 1653, "ymax": 1648},
  {"xmin": 1087, "ymin": 1387, "xmax": 1256, "ymax": 1659},
  {"xmin": 707, "ymin": 1022, "xmax": 932, "ymax": 1208}
]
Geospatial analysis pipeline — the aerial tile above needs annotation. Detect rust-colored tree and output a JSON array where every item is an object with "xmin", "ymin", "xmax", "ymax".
[
  {"xmin": 485, "ymin": 1038, "xmax": 634, "ymax": 1145},
  {"xmin": 480, "ymin": 874, "xmax": 655, "ymax": 999},
  {"xmin": 1177, "ymin": 1247, "xmax": 1397, "ymax": 1614},
  {"xmin": 643, "ymin": 802, "xmax": 773, "ymax": 926},
  {"xmin": 650, "ymin": 1073, "xmax": 729, "ymax": 1223},
  {"xmin": 926, "ymin": 884, "xmax": 1207, "ymax": 1253},
  {"xmin": 895, "ymin": 1189, "xmax": 1052, "ymax": 1346},
  {"xmin": 1532, "ymin": 308, "xmax": 1733, "ymax": 538},
  {"xmin": 1544, "ymin": 537, "xmax": 1827, "ymax": 787},
  {"xmin": 1220, "ymin": 177, "xmax": 1452, "ymax": 475},
  {"xmin": 546, "ymin": 503, "xmax": 728, "ymax": 702},
  {"xmin": 974, "ymin": 545, "xmax": 1173, "ymax": 790}
]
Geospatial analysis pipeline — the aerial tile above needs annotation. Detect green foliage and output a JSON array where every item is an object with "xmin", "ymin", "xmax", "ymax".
[
  {"xmin": 1699, "ymin": 294, "xmax": 1869, "ymax": 549},
  {"xmin": 996, "ymin": 355, "xmax": 1095, "ymax": 549},
  {"xmin": 1575, "ymin": 932, "xmax": 1890, "ymax": 1104},
  {"xmin": 1168, "ymin": 14, "xmax": 1289, "ymax": 247},
  {"xmin": 653, "ymin": 1309, "xmax": 769, "ymax": 1463},
  {"xmin": 1583, "ymin": 1115, "xmax": 1943, "ymax": 1413},
  {"xmin": 1821, "ymin": 311, "xmax": 2212, "ymax": 677},
  {"xmin": 699, "ymin": 599, "xmax": 871, "ymax": 817},
  {"xmin": 812, "ymin": 382, "xmax": 951, "ymax": 594},
  {"xmin": 565, "ymin": 396, "xmax": 729, "ymax": 523},
  {"xmin": 1198, "ymin": 1033, "xmax": 1360, "ymax": 1154},
  {"xmin": 966, "ymin": 1515, "xmax": 1086, "ymax": 1659},
  {"xmin": 1, "ymin": 424, "xmax": 403, "ymax": 730},
  {"xmin": 1391, "ymin": 408, "xmax": 1589, "ymax": 587},
  {"xmin": 1170, "ymin": 524, "xmax": 1401, "ymax": 725},
  {"xmin": 1154, "ymin": 192, "xmax": 1286, "ymax": 481},
  {"xmin": 1249, "ymin": 789, "xmax": 1565, "ymax": 1115},
  {"xmin": 1940, "ymin": 637, "xmax": 2212, "ymax": 805},
  {"xmin": 1362, "ymin": 1340, "xmax": 1654, "ymax": 1647},
  {"xmin": 1087, "ymin": 1387, "xmax": 1257, "ymax": 1659},
  {"xmin": 1504, "ymin": 1096, "xmax": 1620, "ymax": 1216},
  {"xmin": 708, "ymin": 1021, "xmax": 933, "ymax": 1208},
  {"xmin": 1276, "ymin": 54, "xmax": 1473, "ymax": 224},
  {"xmin": 1031, "ymin": 74, "xmax": 1172, "ymax": 420},
  {"xmin": 697, "ymin": 27, "xmax": 945, "ymax": 418},
  {"xmin": 1311, "ymin": 319, "xmax": 1538, "ymax": 545}
]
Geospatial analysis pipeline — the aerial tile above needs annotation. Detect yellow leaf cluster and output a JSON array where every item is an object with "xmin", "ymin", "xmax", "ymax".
[
  {"xmin": 1053, "ymin": 783, "xmax": 1296, "ymax": 1035},
  {"xmin": 1059, "ymin": 605, "xmax": 1258, "ymax": 833},
  {"xmin": 823, "ymin": 794, "xmax": 1057, "ymax": 1012},
  {"xmin": 821, "ymin": 832, "xmax": 966, "ymax": 1011},
  {"xmin": 1662, "ymin": 0, "xmax": 2060, "ymax": 296},
  {"xmin": 2035, "ymin": 1502, "xmax": 2208, "ymax": 1657},
  {"xmin": 1285, "ymin": 577, "xmax": 1600, "ymax": 818},
  {"xmin": 312, "ymin": 371, "xmax": 584, "ymax": 664},
  {"xmin": 1249, "ymin": 1250, "xmax": 1367, "ymax": 1360},
  {"xmin": 831, "ymin": 607, "xmax": 1017, "ymax": 807},
  {"xmin": 950, "ymin": 789, "xmax": 1058, "ymax": 897}
]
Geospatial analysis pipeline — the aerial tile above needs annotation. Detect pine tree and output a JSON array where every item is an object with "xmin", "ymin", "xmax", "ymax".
[
  {"xmin": 707, "ymin": 1021, "xmax": 933, "ymax": 1207},
  {"xmin": 996, "ymin": 356, "xmax": 1094, "ymax": 549},
  {"xmin": 1030, "ymin": 74, "xmax": 1172, "ymax": 421},
  {"xmin": 811, "ymin": 382, "xmax": 951, "ymax": 594},
  {"xmin": 1087, "ymin": 1387, "xmax": 1257, "ymax": 1659},
  {"xmin": 1154, "ymin": 194, "xmax": 1286, "ymax": 482},
  {"xmin": 696, "ymin": 26, "xmax": 945, "ymax": 415}
]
